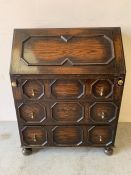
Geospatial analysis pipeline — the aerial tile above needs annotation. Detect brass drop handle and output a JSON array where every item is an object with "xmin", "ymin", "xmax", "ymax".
[
  {"xmin": 99, "ymin": 136, "xmax": 102, "ymax": 142},
  {"xmin": 30, "ymin": 112, "xmax": 34, "ymax": 119},
  {"xmin": 33, "ymin": 134, "xmax": 37, "ymax": 142},
  {"xmin": 101, "ymin": 112, "xmax": 105, "ymax": 119},
  {"xmin": 100, "ymin": 87, "xmax": 103, "ymax": 96},
  {"xmin": 118, "ymin": 79, "xmax": 123, "ymax": 86},
  {"xmin": 11, "ymin": 81, "xmax": 17, "ymax": 87},
  {"xmin": 31, "ymin": 89, "xmax": 35, "ymax": 96}
]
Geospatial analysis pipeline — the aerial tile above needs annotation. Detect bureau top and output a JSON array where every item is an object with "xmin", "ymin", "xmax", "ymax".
[{"xmin": 10, "ymin": 27, "xmax": 126, "ymax": 75}]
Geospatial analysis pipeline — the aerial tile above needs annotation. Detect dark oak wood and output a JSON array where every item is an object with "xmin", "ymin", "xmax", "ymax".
[
  {"xmin": 10, "ymin": 27, "xmax": 126, "ymax": 75},
  {"xmin": 10, "ymin": 28, "xmax": 126, "ymax": 155},
  {"xmin": 19, "ymin": 102, "xmax": 46, "ymax": 124},
  {"xmin": 20, "ymin": 125, "xmax": 114, "ymax": 147},
  {"xmin": 89, "ymin": 102, "xmax": 117, "ymax": 123}
]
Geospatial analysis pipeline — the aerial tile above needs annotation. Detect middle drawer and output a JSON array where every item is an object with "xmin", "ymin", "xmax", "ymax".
[{"xmin": 17, "ymin": 100, "xmax": 118, "ymax": 125}]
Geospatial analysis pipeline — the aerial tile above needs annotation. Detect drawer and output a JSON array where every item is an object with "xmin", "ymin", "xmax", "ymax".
[
  {"xmin": 18, "ymin": 101, "xmax": 118, "ymax": 125},
  {"xmin": 21, "ymin": 125, "xmax": 113, "ymax": 147},
  {"xmin": 13, "ymin": 78, "xmax": 118, "ymax": 101}
]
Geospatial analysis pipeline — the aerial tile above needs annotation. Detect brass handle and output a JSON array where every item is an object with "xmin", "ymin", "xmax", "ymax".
[
  {"xmin": 100, "ymin": 88, "xmax": 103, "ymax": 96},
  {"xmin": 11, "ymin": 81, "xmax": 17, "ymax": 87},
  {"xmin": 118, "ymin": 79, "xmax": 123, "ymax": 86},
  {"xmin": 99, "ymin": 136, "xmax": 102, "ymax": 142},
  {"xmin": 30, "ymin": 112, "xmax": 34, "ymax": 119},
  {"xmin": 101, "ymin": 112, "xmax": 105, "ymax": 119},
  {"xmin": 33, "ymin": 134, "xmax": 37, "ymax": 142},
  {"xmin": 31, "ymin": 89, "xmax": 35, "ymax": 96}
]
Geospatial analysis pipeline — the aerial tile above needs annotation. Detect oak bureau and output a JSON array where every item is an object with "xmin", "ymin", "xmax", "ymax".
[{"xmin": 10, "ymin": 28, "xmax": 126, "ymax": 155}]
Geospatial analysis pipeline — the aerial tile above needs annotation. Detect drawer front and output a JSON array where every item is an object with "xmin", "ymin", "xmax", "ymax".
[
  {"xmin": 18, "ymin": 101, "xmax": 118, "ymax": 125},
  {"xmin": 12, "ymin": 78, "xmax": 121, "ymax": 101},
  {"xmin": 21, "ymin": 125, "xmax": 114, "ymax": 147}
]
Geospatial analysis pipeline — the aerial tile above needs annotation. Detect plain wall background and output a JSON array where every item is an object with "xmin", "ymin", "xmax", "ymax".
[{"xmin": 0, "ymin": 0, "xmax": 130, "ymax": 122}]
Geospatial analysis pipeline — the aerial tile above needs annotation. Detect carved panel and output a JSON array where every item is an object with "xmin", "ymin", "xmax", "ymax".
[
  {"xmin": 92, "ymin": 79, "xmax": 113, "ymax": 98},
  {"xmin": 51, "ymin": 80, "xmax": 84, "ymax": 99},
  {"xmin": 51, "ymin": 102, "xmax": 84, "ymax": 122},
  {"xmin": 21, "ymin": 35, "xmax": 114, "ymax": 66},
  {"xmin": 89, "ymin": 102, "xmax": 118, "ymax": 123},
  {"xmin": 22, "ymin": 126, "xmax": 47, "ymax": 146},
  {"xmin": 19, "ymin": 102, "xmax": 46, "ymax": 124},
  {"xmin": 88, "ymin": 126, "xmax": 113, "ymax": 145},
  {"xmin": 52, "ymin": 126, "xmax": 83, "ymax": 146},
  {"xmin": 22, "ymin": 80, "xmax": 44, "ymax": 99}
]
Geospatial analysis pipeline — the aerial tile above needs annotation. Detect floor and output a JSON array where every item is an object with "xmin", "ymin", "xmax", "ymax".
[{"xmin": 0, "ymin": 122, "xmax": 131, "ymax": 175}]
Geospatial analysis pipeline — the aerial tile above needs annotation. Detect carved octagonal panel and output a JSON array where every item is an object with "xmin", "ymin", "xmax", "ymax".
[
  {"xmin": 88, "ymin": 126, "xmax": 113, "ymax": 145},
  {"xmin": 92, "ymin": 79, "xmax": 113, "ymax": 98},
  {"xmin": 51, "ymin": 80, "xmax": 84, "ymax": 99},
  {"xmin": 51, "ymin": 102, "xmax": 84, "ymax": 123},
  {"xmin": 22, "ymin": 80, "xmax": 44, "ymax": 99},
  {"xmin": 19, "ymin": 102, "xmax": 46, "ymax": 124},
  {"xmin": 89, "ymin": 102, "xmax": 118, "ymax": 123},
  {"xmin": 21, "ymin": 35, "xmax": 114, "ymax": 66},
  {"xmin": 22, "ymin": 126, "xmax": 47, "ymax": 146},
  {"xmin": 52, "ymin": 126, "xmax": 83, "ymax": 146}
]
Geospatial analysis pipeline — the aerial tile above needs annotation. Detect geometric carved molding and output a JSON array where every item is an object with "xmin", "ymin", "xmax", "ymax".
[
  {"xmin": 51, "ymin": 102, "xmax": 84, "ymax": 122},
  {"xmin": 89, "ymin": 102, "xmax": 118, "ymax": 123},
  {"xmin": 21, "ymin": 35, "xmax": 115, "ymax": 66},
  {"xmin": 51, "ymin": 79, "xmax": 84, "ymax": 99},
  {"xmin": 22, "ymin": 80, "xmax": 44, "ymax": 99},
  {"xmin": 92, "ymin": 79, "xmax": 113, "ymax": 98},
  {"xmin": 52, "ymin": 126, "xmax": 83, "ymax": 146},
  {"xmin": 21, "ymin": 126, "xmax": 47, "ymax": 146},
  {"xmin": 88, "ymin": 126, "xmax": 113, "ymax": 146},
  {"xmin": 18, "ymin": 102, "xmax": 46, "ymax": 124}
]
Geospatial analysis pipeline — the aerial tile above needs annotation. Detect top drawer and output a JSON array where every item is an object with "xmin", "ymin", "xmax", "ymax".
[{"xmin": 11, "ymin": 78, "xmax": 124, "ymax": 101}]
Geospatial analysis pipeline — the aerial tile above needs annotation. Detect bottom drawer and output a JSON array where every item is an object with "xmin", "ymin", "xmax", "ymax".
[{"xmin": 21, "ymin": 125, "xmax": 114, "ymax": 147}]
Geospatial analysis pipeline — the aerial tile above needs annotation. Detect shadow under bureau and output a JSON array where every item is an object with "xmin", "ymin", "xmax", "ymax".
[{"xmin": 10, "ymin": 28, "xmax": 126, "ymax": 155}]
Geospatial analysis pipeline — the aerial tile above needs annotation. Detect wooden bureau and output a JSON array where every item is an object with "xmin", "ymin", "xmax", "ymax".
[{"xmin": 10, "ymin": 28, "xmax": 126, "ymax": 155}]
